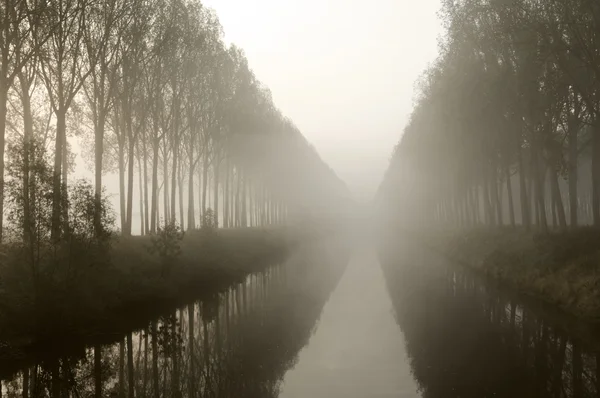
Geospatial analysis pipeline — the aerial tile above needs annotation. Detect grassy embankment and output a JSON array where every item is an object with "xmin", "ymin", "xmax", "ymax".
[
  {"xmin": 0, "ymin": 226, "xmax": 301, "ymax": 351},
  {"xmin": 422, "ymin": 227, "xmax": 600, "ymax": 322}
]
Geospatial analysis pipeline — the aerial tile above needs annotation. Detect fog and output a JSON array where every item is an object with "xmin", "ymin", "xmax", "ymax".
[
  {"xmin": 201, "ymin": 0, "xmax": 441, "ymax": 202},
  {"xmin": 3, "ymin": 0, "xmax": 600, "ymax": 396},
  {"xmin": 67, "ymin": 0, "xmax": 442, "ymax": 217}
]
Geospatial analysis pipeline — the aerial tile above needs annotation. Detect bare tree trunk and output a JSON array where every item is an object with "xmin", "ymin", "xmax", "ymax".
[
  {"xmin": 188, "ymin": 153, "xmax": 196, "ymax": 230},
  {"xmin": 213, "ymin": 160, "xmax": 220, "ymax": 227},
  {"xmin": 518, "ymin": 148, "xmax": 530, "ymax": 228},
  {"xmin": 0, "ymin": 83, "xmax": 8, "ymax": 242},
  {"xmin": 529, "ymin": 159, "xmax": 538, "ymax": 226},
  {"xmin": 143, "ymin": 139, "xmax": 149, "ymax": 235},
  {"xmin": 19, "ymin": 72, "xmax": 34, "ymax": 244},
  {"xmin": 551, "ymin": 192, "xmax": 558, "ymax": 227},
  {"xmin": 533, "ymin": 148, "xmax": 548, "ymax": 231},
  {"xmin": 138, "ymin": 150, "xmax": 144, "ymax": 235},
  {"xmin": 262, "ymin": 186, "xmax": 267, "ymax": 226},
  {"xmin": 62, "ymin": 127, "xmax": 69, "ymax": 231},
  {"xmin": 94, "ymin": 110, "xmax": 107, "ymax": 237},
  {"xmin": 51, "ymin": 108, "xmax": 66, "ymax": 240},
  {"xmin": 230, "ymin": 168, "xmax": 234, "ymax": 226},
  {"xmin": 125, "ymin": 138, "xmax": 136, "ymax": 236},
  {"xmin": 492, "ymin": 169, "xmax": 502, "ymax": 225},
  {"xmin": 171, "ymin": 139, "xmax": 178, "ymax": 225},
  {"xmin": 568, "ymin": 120, "xmax": 579, "ymax": 227},
  {"xmin": 473, "ymin": 186, "xmax": 480, "ymax": 224},
  {"xmin": 241, "ymin": 174, "xmax": 247, "ymax": 227},
  {"xmin": 197, "ymin": 162, "xmax": 202, "ymax": 225},
  {"xmin": 163, "ymin": 139, "xmax": 169, "ymax": 224},
  {"xmin": 118, "ymin": 137, "xmax": 127, "ymax": 233},
  {"xmin": 202, "ymin": 151, "xmax": 208, "ymax": 216},
  {"xmin": 505, "ymin": 165, "xmax": 515, "ymax": 227},
  {"xmin": 178, "ymin": 165, "xmax": 184, "ymax": 230},
  {"xmin": 150, "ymin": 142, "xmax": 159, "ymax": 233},
  {"xmin": 249, "ymin": 182, "xmax": 254, "ymax": 227},
  {"xmin": 235, "ymin": 170, "xmax": 241, "ymax": 227},
  {"xmin": 482, "ymin": 178, "xmax": 494, "ymax": 226},
  {"xmin": 224, "ymin": 159, "xmax": 229, "ymax": 227},
  {"xmin": 550, "ymin": 167, "xmax": 567, "ymax": 231}
]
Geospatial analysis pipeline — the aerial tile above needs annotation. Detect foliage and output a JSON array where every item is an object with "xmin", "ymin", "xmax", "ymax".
[
  {"xmin": 202, "ymin": 208, "xmax": 218, "ymax": 232},
  {"xmin": 149, "ymin": 222, "xmax": 185, "ymax": 276},
  {"xmin": 4, "ymin": 139, "xmax": 54, "ymax": 245},
  {"xmin": 380, "ymin": 0, "xmax": 600, "ymax": 231},
  {"xmin": 0, "ymin": 139, "xmax": 116, "ymax": 330}
]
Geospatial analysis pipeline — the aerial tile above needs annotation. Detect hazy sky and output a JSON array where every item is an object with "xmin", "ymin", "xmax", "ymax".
[{"xmin": 202, "ymin": 0, "xmax": 443, "ymax": 201}]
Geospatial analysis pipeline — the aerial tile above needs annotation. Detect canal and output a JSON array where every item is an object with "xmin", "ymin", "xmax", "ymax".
[{"xmin": 2, "ymin": 236, "xmax": 600, "ymax": 397}]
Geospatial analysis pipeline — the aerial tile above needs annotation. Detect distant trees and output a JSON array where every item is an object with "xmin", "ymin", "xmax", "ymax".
[
  {"xmin": 380, "ymin": 0, "xmax": 600, "ymax": 232},
  {"xmin": 0, "ymin": 0, "xmax": 346, "ymax": 241}
]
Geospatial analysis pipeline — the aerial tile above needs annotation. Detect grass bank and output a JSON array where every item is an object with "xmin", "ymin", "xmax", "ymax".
[
  {"xmin": 421, "ymin": 227, "xmax": 600, "ymax": 322},
  {"xmin": 0, "ymin": 226, "xmax": 297, "ymax": 352}
]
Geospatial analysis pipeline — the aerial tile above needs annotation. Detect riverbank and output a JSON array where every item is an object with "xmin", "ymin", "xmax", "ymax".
[
  {"xmin": 0, "ymin": 227, "xmax": 296, "ymax": 352},
  {"xmin": 419, "ymin": 228, "xmax": 600, "ymax": 322}
]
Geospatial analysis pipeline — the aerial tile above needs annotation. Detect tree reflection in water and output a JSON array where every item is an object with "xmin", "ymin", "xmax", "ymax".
[
  {"xmin": 380, "ymin": 241, "xmax": 600, "ymax": 398},
  {"xmin": 1, "ymin": 242, "xmax": 348, "ymax": 398}
]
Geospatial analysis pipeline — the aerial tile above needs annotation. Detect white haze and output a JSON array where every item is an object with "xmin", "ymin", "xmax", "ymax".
[
  {"xmin": 71, "ymin": 0, "xmax": 443, "ymax": 233},
  {"xmin": 202, "ymin": 0, "xmax": 443, "ymax": 201}
]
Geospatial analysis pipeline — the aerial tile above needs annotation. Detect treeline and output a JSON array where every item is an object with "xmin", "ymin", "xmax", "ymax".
[
  {"xmin": 0, "ymin": 0, "xmax": 347, "ymax": 241},
  {"xmin": 379, "ymin": 0, "xmax": 600, "ymax": 231}
]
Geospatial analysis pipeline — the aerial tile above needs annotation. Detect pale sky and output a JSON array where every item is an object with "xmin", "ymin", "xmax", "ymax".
[
  {"xmin": 202, "ymin": 0, "xmax": 443, "ymax": 201},
  {"xmin": 71, "ymin": 0, "xmax": 443, "ymax": 233}
]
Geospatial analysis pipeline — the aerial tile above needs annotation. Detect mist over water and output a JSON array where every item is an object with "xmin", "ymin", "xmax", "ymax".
[
  {"xmin": 3, "ymin": 230, "xmax": 600, "ymax": 397},
  {"xmin": 1, "ymin": 0, "xmax": 599, "ymax": 395}
]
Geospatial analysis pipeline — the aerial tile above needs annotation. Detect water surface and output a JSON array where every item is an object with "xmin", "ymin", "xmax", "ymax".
[{"xmin": 3, "ymin": 237, "xmax": 600, "ymax": 397}]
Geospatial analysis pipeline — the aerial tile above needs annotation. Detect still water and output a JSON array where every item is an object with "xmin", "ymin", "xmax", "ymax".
[{"xmin": 2, "ymin": 237, "xmax": 600, "ymax": 397}]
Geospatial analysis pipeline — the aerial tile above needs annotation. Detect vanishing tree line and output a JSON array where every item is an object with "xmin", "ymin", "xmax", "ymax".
[
  {"xmin": 380, "ymin": 0, "xmax": 600, "ymax": 231},
  {"xmin": 0, "ymin": 0, "xmax": 345, "ymax": 242}
]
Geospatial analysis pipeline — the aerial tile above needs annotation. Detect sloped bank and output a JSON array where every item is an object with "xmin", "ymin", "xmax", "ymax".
[
  {"xmin": 0, "ymin": 227, "xmax": 299, "ymax": 354},
  {"xmin": 420, "ymin": 228, "xmax": 600, "ymax": 322}
]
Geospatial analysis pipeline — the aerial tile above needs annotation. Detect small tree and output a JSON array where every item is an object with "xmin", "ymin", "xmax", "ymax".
[
  {"xmin": 2, "ymin": 138, "xmax": 115, "ymax": 325},
  {"xmin": 149, "ymin": 222, "xmax": 184, "ymax": 277},
  {"xmin": 201, "ymin": 208, "xmax": 217, "ymax": 232}
]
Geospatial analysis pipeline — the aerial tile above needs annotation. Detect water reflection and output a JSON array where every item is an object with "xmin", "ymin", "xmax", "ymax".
[
  {"xmin": 380, "ymin": 240, "xmax": 600, "ymax": 398},
  {"xmin": 1, "ymin": 241, "xmax": 347, "ymax": 397}
]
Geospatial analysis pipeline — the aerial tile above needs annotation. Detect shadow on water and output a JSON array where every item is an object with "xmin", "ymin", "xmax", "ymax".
[
  {"xmin": 379, "ymin": 239, "xmax": 600, "ymax": 398},
  {"xmin": 0, "ymin": 240, "xmax": 349, "ymax": 397}
]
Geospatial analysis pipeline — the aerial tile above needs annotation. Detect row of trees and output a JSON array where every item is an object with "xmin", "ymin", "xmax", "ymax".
[
  {"xmin": 0, "ymin": 0, "xmax": 347, "ymax": 242},
  {"xmin": 379, "ymin": 0, "xmax": 600, "ymax": 231}
]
